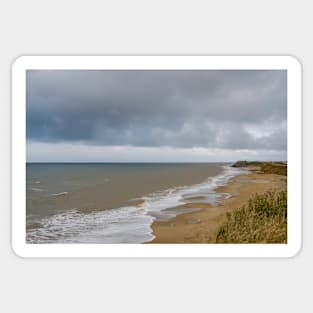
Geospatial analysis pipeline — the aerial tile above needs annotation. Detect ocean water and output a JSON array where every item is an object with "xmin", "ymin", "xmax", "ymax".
[{"xmin": 26, "ymin": 163, "xmax": 246, "ymax": 243}]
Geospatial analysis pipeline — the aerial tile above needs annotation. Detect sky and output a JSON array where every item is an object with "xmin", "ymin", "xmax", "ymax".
[{"xmin": 26, "ymin": 70, "xmax": 287, "ymax": 162}]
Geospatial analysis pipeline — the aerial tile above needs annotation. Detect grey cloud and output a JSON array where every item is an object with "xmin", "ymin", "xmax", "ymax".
[{"xmin": 26, "ymin": 70, "xmax": 287, "ymax": 151}]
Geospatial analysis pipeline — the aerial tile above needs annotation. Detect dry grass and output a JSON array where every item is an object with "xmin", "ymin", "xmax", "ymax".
[
  {"xmin": 260, "ymin": 163, "xmax": 287, "ymax": 176},
  {"xmin": 216, "ymin": 191, "xmax": 287, "ymax": 243}
]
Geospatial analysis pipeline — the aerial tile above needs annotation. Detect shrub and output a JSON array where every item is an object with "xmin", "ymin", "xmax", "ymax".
[{"xmin": 216, "ymin": 191, "xmax": 287, "ymax": 243}]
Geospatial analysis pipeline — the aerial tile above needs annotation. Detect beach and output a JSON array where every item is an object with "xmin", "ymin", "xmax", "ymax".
[
  {"xmin": 150, "ymin": 167, "xmax": 287, "ymax": 243},
  {"xmin": 26, "ymin": 163, "xmax": 232, "ymax": 243},
  {"xmin": 26, "ymin": 162, "xmax": 287, "ymax": 244}
]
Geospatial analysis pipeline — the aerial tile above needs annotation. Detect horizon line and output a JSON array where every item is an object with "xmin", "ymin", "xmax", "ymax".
[{"xmin": 26, "ymin": 160, "xmax": 286, "ymax": 164}]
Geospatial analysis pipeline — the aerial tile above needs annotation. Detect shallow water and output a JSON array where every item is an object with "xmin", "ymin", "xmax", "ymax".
[{"xmin": 26, "ymin": 163, "xmax": 247, "ymax": 243}]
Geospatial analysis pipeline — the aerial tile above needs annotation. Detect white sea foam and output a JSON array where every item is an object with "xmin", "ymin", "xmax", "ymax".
[
  {"xmin": 140, "ymin": 165, "xmax": 248, "ymax": 218},
  {"xmin": 27, "ymin": 166, "xmax": 249, "ymax": 244},
  {"xmin": 51, "ymin": 192, "xmax": 68, "ymax": 197},
  {"xmin": 31, "ymin": 188, "xmax": 44, "ymax": 192},
  {"xmin": 27, "ymin": 206, "xmax": 154, "ymax": 243}
]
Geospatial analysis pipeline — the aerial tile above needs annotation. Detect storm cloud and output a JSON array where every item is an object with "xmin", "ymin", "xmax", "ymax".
[{"xmin": 26, "ymin": 70, "xmax": 287, "ymax": 161}]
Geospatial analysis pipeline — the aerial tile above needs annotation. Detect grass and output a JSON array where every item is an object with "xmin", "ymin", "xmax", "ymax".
[
  {"xmin": 260, "ymin": 163, "xmax": 287, "ymax": 176},
  {"xmin": 232, "ymin": 161, "xmax": 287, "ymax": 176},
  {"xmin": 216, "ymin": 191, "xmax": 287, "ymax": 243}
]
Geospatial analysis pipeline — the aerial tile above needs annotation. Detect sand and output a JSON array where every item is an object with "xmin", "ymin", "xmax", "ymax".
[{"xmin": 149, "ymin": 168, "xmax": 287, "ymax": 243}]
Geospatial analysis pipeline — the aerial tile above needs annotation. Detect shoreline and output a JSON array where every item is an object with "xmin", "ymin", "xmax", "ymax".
[
  {"xmin": 148, "ymin": 167, "xmax": 287, "ymax": 243},
  {"xmin": 27, "ymin": 163, "xmax": 243, "ymax": 243}
]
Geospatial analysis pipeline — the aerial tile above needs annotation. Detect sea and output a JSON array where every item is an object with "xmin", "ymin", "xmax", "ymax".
[{"xmin": 26, "ymin": 163, "xmax": 246, "ymax": 244}]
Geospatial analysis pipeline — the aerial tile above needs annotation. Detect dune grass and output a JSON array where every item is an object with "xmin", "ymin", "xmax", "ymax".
[
  {"xmin": 232, "ymin": 161, "xmax": 287, "ymax": 176},
  {"xmin": 216, "ymin": 191, "xmax": 287, "ymax": 243},
  {"xmin": 260, "ymin": 163, "xmax": 287, "ymax": 176}
]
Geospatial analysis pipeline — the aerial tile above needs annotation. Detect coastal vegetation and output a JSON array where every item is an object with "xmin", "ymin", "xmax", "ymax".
[
  {"xmin": 149, "ymin": 161, "xmax": 288, "ymax": 244},
  {"xmin": 232, "ymin": 160, "xmax": 287, "ymax": 176},
  {"xmin": 232, "ymin": 160, "xmax": 263, "ymax": 167},
  {"xmin": 216, "ymin": 190, "xmax": 287, "ymax": 243}
]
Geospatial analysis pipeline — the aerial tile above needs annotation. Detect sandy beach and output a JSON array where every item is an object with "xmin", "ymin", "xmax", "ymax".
[{"xmin": 150, "ymin": 167, "xmax": 287, "ymax": 243}]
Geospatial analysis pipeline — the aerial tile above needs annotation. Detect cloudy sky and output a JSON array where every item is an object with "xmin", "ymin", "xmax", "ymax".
[{"xmin": 26, "ymin": 70, "xmax": 287, "ymax": 162}]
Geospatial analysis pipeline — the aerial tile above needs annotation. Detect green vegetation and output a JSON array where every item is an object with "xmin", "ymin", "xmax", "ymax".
[
  {"xmin": 216, "ymin": 191, "xmax": 287, "ymax": 243},
  {"xmin": 232, "ymin": 161, "xmax": 287, "ymax": 176},
  {"xmin": 232, "ymin": 160, "xmax": 262, "ymax": 167}
]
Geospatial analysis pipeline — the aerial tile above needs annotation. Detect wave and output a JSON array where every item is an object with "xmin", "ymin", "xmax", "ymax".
[
  {"xmin": 51, "ymin": 192, "xmax": 68, "ymax": 197},
  {"xmin": 31, "ymin": 188, "xmax": 44, "ymax": 192},
  {"xmin": 27, "ymin": 206, "xmax": 154, "ymax": 244},
  {"xmin": 139, "ymin": 165, "xmax": 248, "ymax": 218},
  {"xmin": 27, "ymin": 165, "xmax": 249, "ymax": 244}
]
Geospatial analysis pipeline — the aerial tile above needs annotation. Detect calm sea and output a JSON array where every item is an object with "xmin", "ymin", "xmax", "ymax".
[{"xmin": 26, "ymin": 163, "xmax": 244, "ymax": 243}]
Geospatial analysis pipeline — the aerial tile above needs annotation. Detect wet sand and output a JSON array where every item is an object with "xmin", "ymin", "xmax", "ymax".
[{"xmin": 149, "ymin": 169, "xmax": 287, "ymax": 243}]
